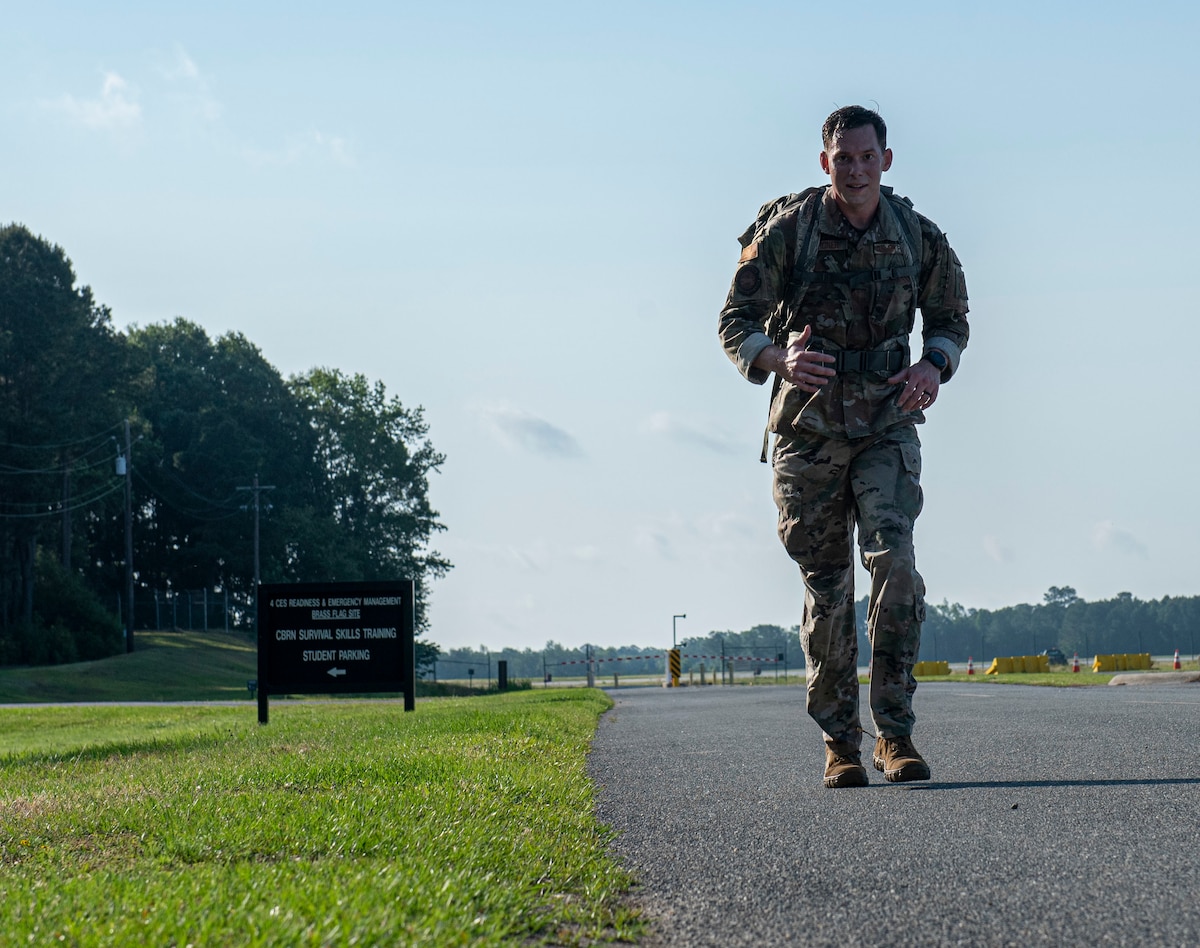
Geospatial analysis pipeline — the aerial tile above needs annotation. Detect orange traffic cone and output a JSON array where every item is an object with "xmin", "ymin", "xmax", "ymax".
[
  {"xmin": 966, "ymin": 656, "xmax": 974, "ymax": 676},
  {"xmin": 1174, "ymin": 649, "xmax": 1181, "ymax": 670},
  {"xmin": 1072, "ymin": 653, "xmax": 1080, "ymax": 673}
]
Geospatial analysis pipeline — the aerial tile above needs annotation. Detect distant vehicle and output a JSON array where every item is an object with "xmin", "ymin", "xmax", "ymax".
[{"xmin": 1041, "ymin": 648, "xmax": 1068, "ymax": 666}]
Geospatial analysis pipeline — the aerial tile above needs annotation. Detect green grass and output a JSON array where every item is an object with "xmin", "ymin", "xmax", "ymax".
[
  {"xmin": 0, "ymin": 690, "xmax": 641, "ymax": 946},
  {"xmin": 0, "ymin": 630, "xmax": 259, "ymax": 703}
]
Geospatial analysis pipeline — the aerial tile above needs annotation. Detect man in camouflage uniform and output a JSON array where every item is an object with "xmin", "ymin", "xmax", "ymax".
[{"xmin": 718, "ymin": 106, "xmax": 969, "ymax": 788}]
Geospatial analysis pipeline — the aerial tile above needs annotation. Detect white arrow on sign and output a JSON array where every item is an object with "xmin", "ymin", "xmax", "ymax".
[{"xmin": 327, "ymin": 667, "xmax": 347, "ymax": 678}]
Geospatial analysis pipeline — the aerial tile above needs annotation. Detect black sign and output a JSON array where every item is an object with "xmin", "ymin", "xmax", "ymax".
[{"xmin": 257, "ymin": 580, "xmax": 415, "ymax": 722}]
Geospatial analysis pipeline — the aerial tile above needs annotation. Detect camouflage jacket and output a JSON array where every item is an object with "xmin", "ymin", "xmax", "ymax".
[{"xmin": 718, "ymin": 185, "xmax": 969, "ymax": 441}]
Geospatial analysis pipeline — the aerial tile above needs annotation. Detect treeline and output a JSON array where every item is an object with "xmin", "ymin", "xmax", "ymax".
[
  {"xmin": 917, "ymin": 587, "xmax": 1200, "ymax": 663},
  {"xmin": 0, "ymin": 224, "xmax": 448, "ymax": 665},
  {"xmin": 428, "ymin": 588, "xmax": 1200, "ymax": 679}
]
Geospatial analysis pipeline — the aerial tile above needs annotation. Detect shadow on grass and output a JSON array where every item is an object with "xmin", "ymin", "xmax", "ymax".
[{"xmin": 0, "ymin": 729, "xmax": 234, "ymax": 770}]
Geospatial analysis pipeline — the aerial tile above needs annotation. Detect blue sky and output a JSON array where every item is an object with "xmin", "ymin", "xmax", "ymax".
[{"xmin": 5, "ymin": 2, "xmax": 1199, "ymax": 651}]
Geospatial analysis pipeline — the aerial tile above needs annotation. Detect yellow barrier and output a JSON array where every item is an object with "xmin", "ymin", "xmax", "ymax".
[
  {"xmin": 1093, "ymin": 653, "xmax": 1151, "ymax": 672},
  {"xmin": 985, "ymin": 655, "xmax": 1050, "ymax": 675},
  {"xmin": 913, "ymin": 661, "xmax": 950, "ymax": 676}
]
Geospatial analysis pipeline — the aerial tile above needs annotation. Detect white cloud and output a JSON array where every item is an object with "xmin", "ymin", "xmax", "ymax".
[
  {"xmin": 242, "ymin": 142, "xmax": 305, "ymax": 167},
  {"xmin": 1092, "ymin": 520, "xmax": 1148, "ymax": 558},
  {"xmin": 313, "ymin": 130, "xmax": 354, "ymax": 167},
  {"xmin": 641, "ymin": 410, "xmax": 741, "ymax": 456},
  {"xmin": 481, "ymin": 406, "xmax": 584, "ymax": 459},
  {"xmin": 159, "ymin": 45, "xmax": 221, "ymax": 121},
  {"xmin": 704, "ymin": 510, "xmax": 758, "ymax": 541},
  {"xmin": 160, "ymin": 45, "xmax": 199, "ymax": 82},
  {"xmin": 242, "ymin": 130, "xmax": 356, "ymax": 169},
  {"xmin": 982, "ymin": 534, "xmax": 1013, "ymax": 564},
  {"xmin": 450, "ymin": 538, "xmax": 546, "ymax": 572},
  {"xmin": 635, "ymin": 525, "xmax": 677, "ymax": 561},
  {"xmin": 49, "ymin": 72, "xmax": 141, "ymax": 131},
  {"xmin": 508, "ymin": 547, "xmax": 544, "ymax": 572}
]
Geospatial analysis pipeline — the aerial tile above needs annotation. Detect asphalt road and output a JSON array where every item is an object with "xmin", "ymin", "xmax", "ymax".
[{"xmin": 588, "ymin": 682, "xmax": 1200, "ymax": 947}]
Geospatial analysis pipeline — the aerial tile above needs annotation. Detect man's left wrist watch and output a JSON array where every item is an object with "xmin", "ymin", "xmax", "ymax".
[{"xmin": 922, "ymin": 349, "xmax": 948, "ymax": 373}]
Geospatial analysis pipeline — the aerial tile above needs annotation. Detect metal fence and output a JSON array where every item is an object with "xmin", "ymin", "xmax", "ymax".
[{"xmin": 131, "ymin": 588, "xmax": 251, "ymax": 632}]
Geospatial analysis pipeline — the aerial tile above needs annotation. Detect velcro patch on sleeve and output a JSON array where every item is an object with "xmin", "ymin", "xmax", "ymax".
[
  {"xmin": 738, "ymin": 241, "xmax": 761, "ymax": 263},
  {"xmin": 734, "ymin": 264, "xmax": 762, "ymax": 296}
]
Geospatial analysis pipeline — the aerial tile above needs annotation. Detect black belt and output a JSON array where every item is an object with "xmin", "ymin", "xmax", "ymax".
[{"xmin": 827, "ymin": 349, "xmax": 906, "ymax": 373}]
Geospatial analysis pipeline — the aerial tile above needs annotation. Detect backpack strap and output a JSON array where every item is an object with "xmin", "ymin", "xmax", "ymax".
[
  {"xmin": 758, "ymin": 189, "xmax": 823, "ymax": 463},
  {"xmin": 884, "ymin": 190, "xmax": 923, "ymax": 271}
]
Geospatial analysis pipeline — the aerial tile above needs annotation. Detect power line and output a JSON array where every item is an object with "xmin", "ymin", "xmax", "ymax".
[
  {"xmin": 0, "ymin": 480, "xmax": 124, "ymax": 519},
  {"xmin": 0, "ymin": 419, "xmax": 125, "ymax": 451},
  {"xmin": 132, "ymin": 468, "xmax": 242, "ymax": 520},
  {"xmin": 0, "ymin": 475, "xmax": 124, "ymax": 510},
  {"xmin": 0, "ymin": 439, "xmax": 119, "ymax": 475},
  {"xmin": 236, "ymin": 474, "xmax": 275, "ymax": 626}
]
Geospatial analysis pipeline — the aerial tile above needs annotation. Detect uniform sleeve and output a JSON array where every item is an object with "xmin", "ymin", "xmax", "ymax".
[
  {"xmin": 717, "ymin": 214, "xmax": 793, "ymax": 385},
  {"xmin": 916, "ymin": 218, "xmax": 969, "ymax": 382}
]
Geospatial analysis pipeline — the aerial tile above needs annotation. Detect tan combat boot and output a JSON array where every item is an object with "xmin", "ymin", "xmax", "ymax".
[
  {"xmin": 873, "ymin": 735, "xmax": 931, "ymax": 783},
  {"xmin": 823, "ymin": 746, "xmax": 869, "ymax": 788}
]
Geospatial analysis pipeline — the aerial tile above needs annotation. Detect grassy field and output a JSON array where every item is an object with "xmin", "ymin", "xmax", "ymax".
[
  {"xmin": 0, "ymin": 630, "xmax": 260, "ymax": 703},
  {"xmin": 0, "ymin": 689, "xmax": 640, "ymax": 946}
]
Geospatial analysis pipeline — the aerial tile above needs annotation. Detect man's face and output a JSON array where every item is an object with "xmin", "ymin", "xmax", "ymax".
[{"xmin": 819, "ymin": 124, "xmax": 893, "ymax": 217}]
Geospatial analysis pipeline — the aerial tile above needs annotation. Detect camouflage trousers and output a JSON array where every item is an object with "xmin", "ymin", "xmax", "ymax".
[{"xmin": 772, "ymin": 424, "xmax": 926, "ymax": 752}]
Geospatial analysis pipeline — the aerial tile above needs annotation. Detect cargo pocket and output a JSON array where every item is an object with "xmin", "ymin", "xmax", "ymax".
[{"xmin": 898, "ymin": 441, "xmax": 923, "ymax": 519}]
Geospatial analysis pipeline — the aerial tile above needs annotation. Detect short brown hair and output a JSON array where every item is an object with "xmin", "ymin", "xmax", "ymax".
[{"xmin": 822, "ymin": 106, "xmax": 887, "ymax": 151}]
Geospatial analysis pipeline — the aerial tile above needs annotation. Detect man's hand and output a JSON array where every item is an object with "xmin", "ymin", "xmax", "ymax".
[
  {"xmin": 888, "ymin": 358, "xmax": 941, "ymax": 411},
  {"xmin": 752, "ymin": 325, "xmax": 836, "ymax": 393}
]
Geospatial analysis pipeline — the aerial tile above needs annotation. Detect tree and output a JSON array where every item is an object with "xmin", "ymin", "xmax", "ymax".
[
  {"xmin": 1043, "ymin": 586, "xmax": 1082, "ymax": 606},
  {"xmin": 0, "ymin": 228, "xmax": 454, "ymax": 661},
  {"xmin": 289, "ymin": 368, "xmax": 450, "ymax": 631},
  {"xmin": 124, "ymin": 319, "xmax": 322, "ymax": 617},
  {"xmin": 0, "ymin": 224, "xmax": 126, "ymax": 640},
  {"xmin": 415, "ymin": 638, "xmax": 440, "ymax": 678}
]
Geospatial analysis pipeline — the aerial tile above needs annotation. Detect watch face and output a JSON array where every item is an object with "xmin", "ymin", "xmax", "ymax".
[{"xmin": 927, "ymin": 351, "xmax": 947, "ymax": 370}]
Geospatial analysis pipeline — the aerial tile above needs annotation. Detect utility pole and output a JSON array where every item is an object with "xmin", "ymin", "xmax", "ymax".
[
  {"xmin": 61, "ymin": 457, "xmax": 72, "ymax": 568},
  {"xmin": 236, "ymin": 474, "xmax": 275, "ymax": 629},
  {"xmin": 123, "ymin": 419, "xmax": 135, "ymax": 653}
]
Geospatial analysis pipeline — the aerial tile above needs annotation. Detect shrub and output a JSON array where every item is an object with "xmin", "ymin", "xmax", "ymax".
[{"xmin": 25, "ymin": 552, "xmax": 124, "ymax": 665}]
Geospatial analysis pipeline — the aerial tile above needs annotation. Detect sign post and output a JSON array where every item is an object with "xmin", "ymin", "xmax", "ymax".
[{"xmin": 257, "ymin": 580, "xmax": 415, "ymax": 724}]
